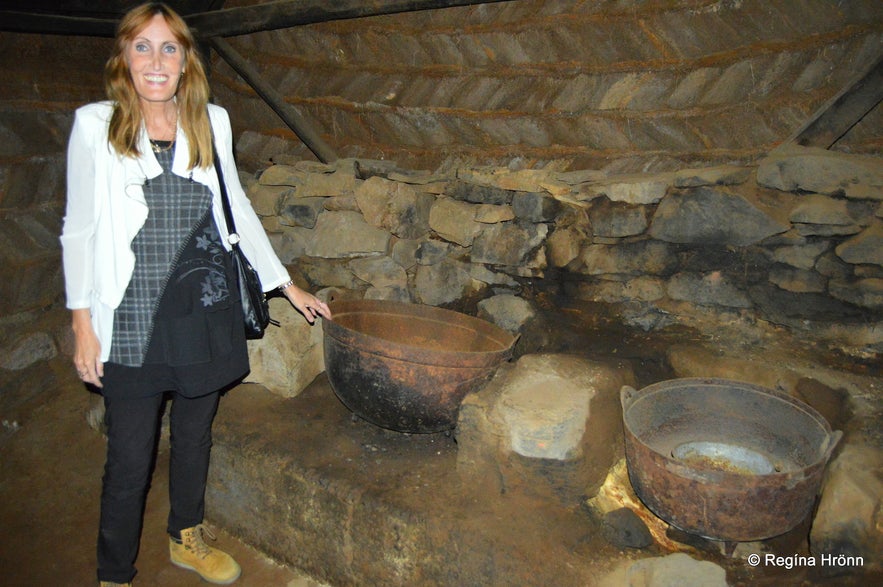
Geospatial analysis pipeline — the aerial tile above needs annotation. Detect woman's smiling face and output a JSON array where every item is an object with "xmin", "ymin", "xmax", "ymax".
[{"xmin": 126, "ymin": 13, "xmax": 184, "ymax": 104}]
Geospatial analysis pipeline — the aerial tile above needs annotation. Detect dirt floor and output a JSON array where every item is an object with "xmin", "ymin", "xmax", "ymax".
[{"xmin": 0, "ymin": 359, "xmax": 328, "ymax": 587}]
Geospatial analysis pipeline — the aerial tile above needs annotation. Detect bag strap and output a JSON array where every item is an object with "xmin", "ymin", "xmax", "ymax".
[{"xmin": 211, "ymin": 134, "xmax": 240, "ymax": 245}]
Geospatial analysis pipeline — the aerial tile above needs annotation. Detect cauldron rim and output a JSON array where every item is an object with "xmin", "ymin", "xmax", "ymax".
[
  {"xmin": 621, "ymin": 377, "xmax": 838, "ymax": 472},
  {"xmin": 324, "ymin": 299, "xmax": 517, "ymax": 365}
]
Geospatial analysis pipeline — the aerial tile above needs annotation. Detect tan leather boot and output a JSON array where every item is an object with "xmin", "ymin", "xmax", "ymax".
[{"xmin": 169, "ymin": 524, "xmax": 241, "ymax": 584}]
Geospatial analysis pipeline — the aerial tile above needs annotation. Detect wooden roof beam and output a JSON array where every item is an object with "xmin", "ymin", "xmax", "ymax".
[
  {"xmin": 0, "ymin": 0, "xmax": 516, "ymax": 38},
  {"xmin": 208, "ymin": 36, "xmax": 337, "ymax": 163},
  {"xmin": 0, "ymin": 11, "xmax": 117, "ymax": 36},
  {"xmin": 786, "ymin": 53, "xmax": 883, "ymax": 149},
  {"xmin": 188, "ymin": 0, "xmax": 516, "ymax": 38}
]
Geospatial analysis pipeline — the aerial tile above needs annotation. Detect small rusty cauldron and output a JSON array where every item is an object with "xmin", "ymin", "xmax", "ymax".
[
  {"xmin": 323, "ymin": 299, "xmax": 517, "ymax": 433},
  {"xmin": 620, "ymin": 378, "xmax": 842, "ymax": 543}
]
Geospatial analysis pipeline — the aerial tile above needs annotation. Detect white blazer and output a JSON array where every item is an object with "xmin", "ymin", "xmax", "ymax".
[{"xmin": 61, "ymin": 101, "xmax": 290, "ymax": 362}]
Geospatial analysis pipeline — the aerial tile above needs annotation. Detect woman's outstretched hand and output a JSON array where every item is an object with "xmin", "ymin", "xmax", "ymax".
[{"xmin": 280, "ymin": 283, "xmax": 332, "ymax": 324}]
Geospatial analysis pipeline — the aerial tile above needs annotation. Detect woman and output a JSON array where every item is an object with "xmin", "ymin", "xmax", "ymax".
[{"xmin": 60, "ymin": 3, "xmax": 331, "ymax": 586}]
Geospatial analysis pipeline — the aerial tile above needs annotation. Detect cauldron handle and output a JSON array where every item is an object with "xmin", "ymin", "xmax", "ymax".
[
  {"xmin": 620, "ymin": 385, "xmax": 637, "ymax": 410},
  {"xmin": 820, "ymin": 429, "xmax": 843, "ymax": 463}
]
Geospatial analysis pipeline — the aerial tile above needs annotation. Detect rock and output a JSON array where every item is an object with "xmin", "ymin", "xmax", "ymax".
[
  {"xmin": 545, "ymin": 225, "xmax": 584, "ymax": 268},
  {"xmin": 789, "ymin": 194, "xmax": 855, "ymax": 226},
  {"xmin": 749, "ymin": 282, "xmax": 866, "ymax": 322},
  {"xmin": 256, "ymin": 163, "xmax": 303, "ymax": 187},
  {"xmin": 795, "ymin": 222, "xmax": 863, "ymax": 237},
  {"xmin": 364, "ymin": 284, "xmax": 412, "ymax": 302},
  {"xmin": 767, "ymin": 239, "xmax": 831, "ymax": 270},
  {"xmin": 296, "ymin": 257, "xmax": 366, "ymax": 290},
  {"xmin": 601, "ymin": 507, "xmax": 654, "ymax": 549},
  {"xmin": 414, "ymin": 260, "xmax": 475, "ymax": 306},
  {"xmin": 246, "ymin": 183, "xmax": 289, "ymax": 216},
  {"xmin": 244, "ymin": 296, "xmax": 326, "ymax": 398},
  {"xmin": 815, "ymin": 251, "xmax": 853, "ymax": 280},
  {"xmin": 472, "ymin": 222, "xmax": 548, "ymax": 267},
  {"xmin": 322, "ymin": 194, "xmax": 360, "ymax": 212},
  {"xmin": 512, "ymin": 191, "xmax": 561, "ymax": 222},
  {"xmin": 580, "ymin": 240, "xmax": 676, "ymax": 276},
  {"xmin": 448, "ymin": 179, "xmax": 514, "ymax": 205},
  {"xmin": 667, "ymin": 271, "xmax": 752, "ymax": 308},
  {"xmin": 457, "ymin": 353, "xmax": 635, "ymax": 503},
  {"xmin": 768, "ymin": 265, "xmax": 826, "ymax": 293},
  {"xmin": 554, "ymin": 169, "xmax": 606, "ymax": 185},
  {"xmin": 389, "ymin": 238, "xmax": 420, "ymax": 270},
  {"xmin": 828, "ymin": 278, "xmax": 883, "ymax": 309},
  {"xmin": 278, "ymin": 195, "xmax": 326, "ymax": 229},
  {"xmin": 415, "ymin": 239, "xmax": 453, "ymax": 265},
  {"xmin": 666, "ymin": 343, "xmax": 799, "ymax": 392},
  {"xmin": 835, "ymin": 222, "xmax": 883, "ymax": 266},
  {"xmin": 457, "ymin": 168, "xmax": 571, "ymax": 197},
  {"xmin": 577, "ymin": 276, "xmax": 666, "ymax": 304},
  {"xmin": 649, "ymin": 186, "xmax": 788, "ymax": 245},
  {"xmin": 619, "ymin": 553, "xmax": 728, "ymax": 587},
  {"xmin": 428, "ymin": 197, "xmax": 482, "ymax": 246},
  {"xmin": 758, "ymin": 146, "xmax": 883, "ymax": 201},
  {"xmin": 468, "ymin": 264, "xmax": 518, "ymax": 288},
  {"xmin": 793, "ymin": 378, "xmax": 850, "ymax": 431},
  {"xmin": 303, "ymin": 211, "xmax": 390, "ymax": 258},
  {"xmin": 477, "ymin": 293, "xmax": 548, "ymax": 356},
  {"xmin": 0, "ymin": 332, "xmax": 56, "ymax": 370},
  {"xmin": 354, "ymin": 176, "xmax": 434, "ymax": 239},
  {"xmin": 589, "ymin": 198, "xmax": 649, "ymax": 238},
  {"xmin": 810, "ymin": 444, "xmax": 883, "ymax": 576},
  {"xmin": 673, "ymin": 165, "xmax": 752, "ymax": 187},
  {"xmin": 586, "ymin": 459, "xmax": 683, "ymax": 551},
  {"xmin": 474, "ymin": 203, "xmax": 515, "ymax": 224},
  {"xmin": 348, "ymin": 256, "xmax": 408, "ymax": 290},
  {"xmin": 476, "ymin": 293, "xmax": 536, "ymax": 334},
  {"xmin": 584, "ymin": 175, "xmax": 671, "ymax": 205},
  {"xmin": 266, "ymin": 165, "xmax": 360, "ymax": 197}
]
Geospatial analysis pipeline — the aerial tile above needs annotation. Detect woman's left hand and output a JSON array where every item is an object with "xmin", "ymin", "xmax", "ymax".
[{"xmin": 281, "ymin": 283, "xmax": 332, "ymax": 324}]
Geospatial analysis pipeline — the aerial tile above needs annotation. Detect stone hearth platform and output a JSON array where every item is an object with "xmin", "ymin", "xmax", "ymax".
[{"xmin": 206, "ymin": 375, "xmax": 609, "ymax": 587}]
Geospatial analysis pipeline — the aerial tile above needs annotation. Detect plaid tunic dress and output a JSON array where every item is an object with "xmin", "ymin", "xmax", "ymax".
[{"xmin": 103, "ymin": 142, "xmax": 248, "ymax": 398}]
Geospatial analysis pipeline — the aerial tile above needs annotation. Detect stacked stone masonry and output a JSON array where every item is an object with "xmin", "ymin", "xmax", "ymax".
[{"xmin": 252, "ymin": 143, "xmax": 883, "ymax": 358}]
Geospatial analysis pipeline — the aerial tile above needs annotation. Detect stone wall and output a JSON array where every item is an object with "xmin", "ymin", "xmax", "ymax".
[
  {"xmin": 251, "ymin": 145, "xmax": 883, "ymax": 359},
  {"xmin": 0, "ymin": 33, "xmax": 108, "ymax": 382},
  {"xmin": 1, "ymin": 0, "xmax": 881, "ymax": 389}
]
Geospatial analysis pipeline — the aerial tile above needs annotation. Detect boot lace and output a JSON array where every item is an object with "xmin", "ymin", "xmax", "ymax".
[{"xmin": 187, "ymin": 523, "xmax": 217, "ymax": 559}]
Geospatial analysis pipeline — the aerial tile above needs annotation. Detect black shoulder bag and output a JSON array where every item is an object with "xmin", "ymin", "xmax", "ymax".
[{"xmin": 213, "ymin": 141, "xmax": 276, "ymax": 339}]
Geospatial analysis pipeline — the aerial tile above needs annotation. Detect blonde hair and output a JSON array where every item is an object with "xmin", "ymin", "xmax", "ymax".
[{"xmin": 104, "ymin": 2, "xmax": 212, "ymax": 169}]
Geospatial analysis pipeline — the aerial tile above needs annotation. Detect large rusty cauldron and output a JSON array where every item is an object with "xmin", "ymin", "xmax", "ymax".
[
  {"xmin": 620, "ymin": 378, "xmax": 841, "ymax": 542},
  {"xmin": 323, "ymin": 300, "xmax": 517, "ymax": 433}
]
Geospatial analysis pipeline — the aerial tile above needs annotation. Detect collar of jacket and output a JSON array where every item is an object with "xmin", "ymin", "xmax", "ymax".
[{"xmin": 125, "ymin": 123, "xmax": 219, "ymax": 196}]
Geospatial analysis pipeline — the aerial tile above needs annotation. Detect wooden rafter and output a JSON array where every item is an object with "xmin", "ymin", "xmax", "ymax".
[
  {"xmin": 187, "ymin": 0, "xmax": 514, "ymax": 37},
  {"xmin": 0, "ymin": 0, "xmax": 515, "ymax": 37},
  {"xmin": 209, "ymin": 36, "xmax": 337, "ymax": 162},
  {"xmin": 786, "ymin": 53, "xmax": 883, "ymax": 149}
]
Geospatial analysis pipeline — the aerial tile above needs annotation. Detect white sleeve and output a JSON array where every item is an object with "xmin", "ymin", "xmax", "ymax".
[
  {"xmin": 211, "ymin": 106, "xmax": 290, "ymax": 291},
  {"xmin": 60, "ymin": 108, "xmax": 99, "ymax": 309}
]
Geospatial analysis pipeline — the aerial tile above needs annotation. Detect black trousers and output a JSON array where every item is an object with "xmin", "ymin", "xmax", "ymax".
[{"xmin": 96, "ymin": 388, "xmax": 220, "ymax": 583}]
